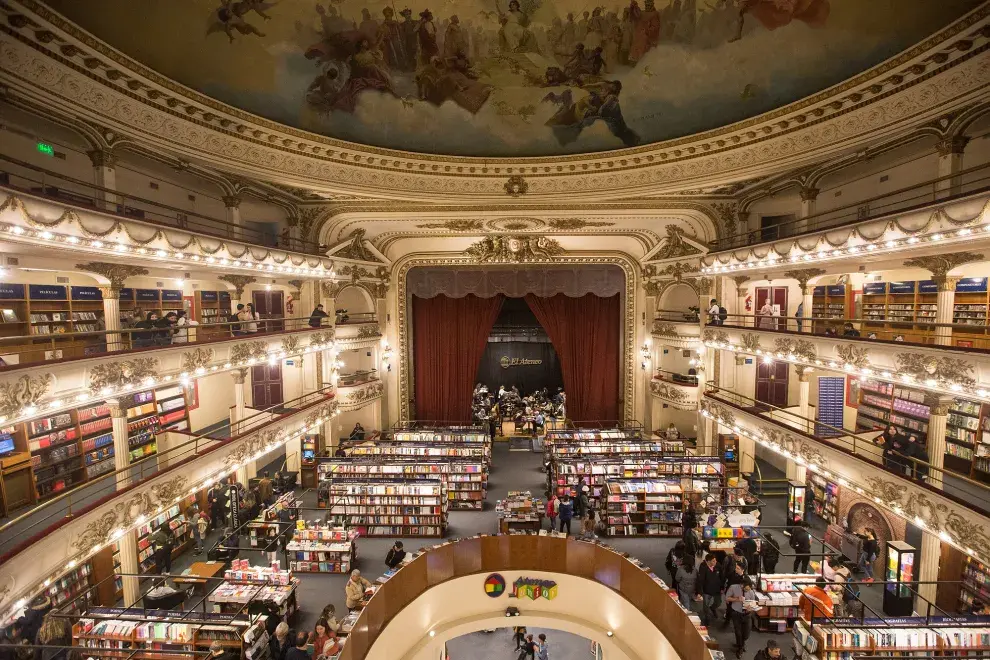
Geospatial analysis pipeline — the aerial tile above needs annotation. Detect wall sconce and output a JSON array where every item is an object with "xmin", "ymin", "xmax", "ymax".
[
  {"xmin": 381, "ymin": 340, "xmax": 394, "ymax": 373},
  {"xmin": 639, "ymin": 341, "xmax": 651, "ymax": 371}
]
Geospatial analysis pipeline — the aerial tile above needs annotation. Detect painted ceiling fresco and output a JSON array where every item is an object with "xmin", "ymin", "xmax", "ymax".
[{"xmin": 44, "ymin": 0, "xmax": 984, "ymax": 157}]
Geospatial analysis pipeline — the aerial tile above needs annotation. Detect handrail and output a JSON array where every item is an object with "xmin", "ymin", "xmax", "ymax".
[
  {"xmin": 0, "ymin": 154, "xmax": 323, "ymax": 254},
  {"xmin": 652, "ymin": 369, "xmax": 699, "ymax": 386},
  {"xmin": 712, "ymin": 311, "xmax": 990, "ymax": 352},
  {"xmin": 703, "ymin": 384, "xmax": 990, "ymax": 520},
  {"xmin": 0, "ymin": 314, "xmax": 331, "ymax": 373},
  {"xmin": 0, "ymin": 384, "xmax": 335, "ymax": 558},
  {"xmin": 709, "ymin": 161, "xmax": 990, "ymax": 252},
  {"xmin": 336, "ymin": 534, "xmax": 708, "ymax": 660}
]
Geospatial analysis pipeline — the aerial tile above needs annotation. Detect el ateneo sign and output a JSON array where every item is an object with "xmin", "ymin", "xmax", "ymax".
[{"xmin": 500, "ymin": 356, "xmax": 543, "ymax": 368}]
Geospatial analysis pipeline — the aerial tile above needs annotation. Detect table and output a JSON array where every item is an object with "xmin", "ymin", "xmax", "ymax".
[{"xmin": 174, "ymin": 561, "xmax": 225, "ymax": 586}]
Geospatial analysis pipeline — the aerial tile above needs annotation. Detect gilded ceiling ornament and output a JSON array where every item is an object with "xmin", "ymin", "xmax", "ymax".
[
  {"xmin": 740, "ymin": 334, "xmax": 762, "ymax": 353},
  {"xmin": 546, "ymin": 218, "xmax": 614, "ymax": 230},
  {"xmin": 0, "ymin": 373, "xmax": 55, "ymax": 418},
  {"xmin": 357, "ymin": 324, "xmax": 382, "ymax": 338},
  {"xmin": 836, "ymin": 344, "xmax": 871, "ymax": 369},
  {"xmin": 333, "ymin": 229, "xmax": 376, "ymax": 261},
  {"xmin": 465, "ymin": 235, "xmax": 563, "ymax": 263},
  {"xmin": 504, "ymin": 175, "xmax": 528, "ymax": 197},
  {"xmin": 654, "ymin": 226, "xmax": 702, "ymax": 260},
  {"xmin": 643, "ymin": 280, "xmax": 662, "ymax": 297},
  {"xmin": 322, "ymin": 280, "xmax": 343, "ymax": 298},
  {"xmin": 657, "ymin": 261, "xmax": 694, "ymax": 281},
  {"xmin": 88, "ymin": 358, "xmax": 159, "ymax": 393},
  {"xmin": 281, "ymin": 336, "xmax": 301, "ymax": 354},
  {"xmin": 895, "ymin": 353, "xmax": 976, "ymax": 389},
  {"xmin": 229, "ymin": 341, "xmax": 269, "ymax": 363},
  {"xmin": 416, "ymin": 220, "xmax": 486, "ymax": 231},
  {"xmin": 75, "ymin": 262, "xmax": 149, "ymax": 290},
  {"xmin": 709, "ymin": 202, "xmax": 738, "ymax": 237},
  {"xmin": 651, "ymin": 321, "xmax": 678, "ymax": 337},
  {"xmin": 783, "ymin": 268, "xmax": 826, "ymax": 293},
  {"xmin": 309, "ymin": 330, "xmax": 335, "ymax": 346},
  {"xmin": 904, "ymin": 252, "xmax": 984, "ymax": 289},
  {"xmin": 218, "ymin": 274, "xmax": 257, "ymax": 297},
  {"xmin": 180, "ymin": 347, "xmax": 215, "ymax": 372},
  {"xmin": 650, "ymin": 380, "xmax": 690, "ymax": 404}
]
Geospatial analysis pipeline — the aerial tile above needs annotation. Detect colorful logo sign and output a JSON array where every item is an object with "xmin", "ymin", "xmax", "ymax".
[
  {"xmin": 511, "ymin": 577, "xmax": 558, "ymax": 601},
  {"xmin": 484, "ymin": 573, "xmax": 506, "ymax": 598}
]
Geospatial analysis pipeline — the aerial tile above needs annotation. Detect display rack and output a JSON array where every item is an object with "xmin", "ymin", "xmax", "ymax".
[
  {"xmin": 193, "ymin": 290, "xmax": 233, "ymax": 339},
  {"xmin": 324, "ymin": 479, "xmax": 447, "ymax": 537},
  {"xmin": 46, "ymin": 562, "xmax": 95, "ymax": 614},
  {"xmin": 72, "ymin": 609, "xmax": 268, "ymax": 660},
  {"xmin": 285, "ymin": 525, "xmax": 356, "ymax": 573},
  {"xmin": 210, "ymin": 562, "xmax": 300, "ymax": 619},
  {"xmin": 959, "ymin": 555, "xmax": 990, "ymax": 611},
  {"xmin": 495, "ymin": 491, "xmax": 544, "ymax": 533},
  {"xmin": 245, "ymin": 491, "xmax": 298, "ymax": 550},
  {"xmin": 136, "ymin": 495, "xmax": 197, "ymax": 574},
  {"xmin": 755, "ymin": 573, "xmax": 832, "ymax": 633},
  {"xmin": 807, "ymin": 473, "xmax": 840, "ymax": 526},
  {"xmin": 603, "ymin": 480, "xmax": 684, "ymax": 537},
  {"xmin": 318, "ymin": 456, "xmax": 486, "ymax": 510},
  {"xmin": 550, "ymin": 455, "xmax": 723, "ymax": 502},
  {"xmin": 391, "ymin": 425, "xmax": 491, "ymax": 466}
]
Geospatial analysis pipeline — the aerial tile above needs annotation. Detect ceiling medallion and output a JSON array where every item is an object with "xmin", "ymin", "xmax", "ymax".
[
  {"xmin": 465, "ymin": 235, "xmax": 563, "ymax": 263},
  {"xmin": 504, "ymin": 176, "xmax": 528, "ymax": 197},
  {"xmin": 484, "ymin": 218, "xmax": 547, "ymax": 232}
]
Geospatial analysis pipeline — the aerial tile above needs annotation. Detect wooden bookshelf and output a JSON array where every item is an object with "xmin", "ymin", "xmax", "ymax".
[
  {"xmin": 324, "ymin": 480, "xmax": 447, "ymax": 537},
  {"xmin": 603, "ymin": 480, "xmax": 685, "ymax": 537},
  {"xmin": 318, "ymin": 457, "xmax": 485, "ymax": 510},
  {"xmin": 811, "ymin": 285, "xmax": 846, "ymax": 333},
  {"xmin": 285, "ymin": 526, "xmax": 355, "ymax": 573},
  {"xmin": 136, "ymin": 496, "xmax": 197, "ymax": 574},
  {"xmin": 807, "ymin": 472, "xmax": 840, "ymax": 526},
  {"xmin": 193, "ymin": 290, "xmax": 232, "ymax": 339}
]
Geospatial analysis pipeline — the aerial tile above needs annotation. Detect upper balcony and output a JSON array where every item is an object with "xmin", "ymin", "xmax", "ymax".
[
  {"xmin": 702, "ymin": 163, "xmax": 990, "ymax": 277},
  {"xmin": 701, "ymin": 386, "xmax": 990, "ymax": 564},
  {"xmin": 650, "ymin": 369, "xmax": 699, "ymax": 411},
  {"xmin": 650, "ymin": 310, "xmax": 701, "ymax": 348}
]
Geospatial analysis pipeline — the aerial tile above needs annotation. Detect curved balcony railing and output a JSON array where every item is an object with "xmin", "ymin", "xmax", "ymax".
[
  {"xmin": 335, "ymin": 312, "xmax": 378, "ymax": 325},
  {"xmin": 714, "ymin": 312, "xmax": 990, "ymax": 352},
  {"xmin": 0, "ymin": 385, "xmax": 335, "ymax": 559},
  {"xmin": 0, "ymin": 154, "xmax": 323, "ymax": 254},
  {"xmin": 0, "ymin": 315, "xmax": 331, "ymax": 372},
  {"xmin": 703, "ymin": 385, "xmax": 990, "ymax": 519},
  {"xmin": 337, "ymin": 370, "xmax": 379, "ymax": 387},
  {"xmin": 337, "ymin": 534, "xmax": 708, "ymax": 660},
  {"xmin": 709, "ymin": 161, "xmax": 990, "ymax": 252},
  {"xmin": 652, "ymin": 368, "xmax": 699, "ymax": 387}
]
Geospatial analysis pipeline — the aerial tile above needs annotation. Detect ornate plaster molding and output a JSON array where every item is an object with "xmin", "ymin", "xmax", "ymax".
[
  {"xmin": 180, "ymin": 347, "xmax": 215, "ymax": 373},
  {"xmin": 465, "ymin": 236, "xmax": 564, "ymax": 263},
  {"xmin": 783, "ymin": 268, "xmax": 827, "ymax": 294},
  {"xmin": 75, "ymin": 262, "xmax": 149, "ymax": 290},
  {"xmin": 87, "ymin": 358, "xmax": 159, "ymax": 393},
  {"xmin": 0, "ymin": 373, "xmax": 53, "ymax": 419},
  {"xmin": 1, "ymin": 0, "xmax": 987, "ymax": 201},
  {"xmin": 649, "ymin": 380, "xmax": 697, "ymax": 410},
  {"xmin": 895, "ymin": 353, "xmax": 977, "ymax": 389},
  {"xmin": 229, "ymin": 341, "xmax": 269, "ymax": 364},
  {"xmin": 339, "ymin": 381, "xmax": 385, "ymax": 411},
  {"xmin": 218, "ymin": 274, "xmax": 257, "ymax": 297},
  {"xmin": 357, "ymin": 325, "xmax": 382, "ymax": 339},
  {"xmin": 903, "ymin": 252, "xmax": 985, "ymax": 288}
]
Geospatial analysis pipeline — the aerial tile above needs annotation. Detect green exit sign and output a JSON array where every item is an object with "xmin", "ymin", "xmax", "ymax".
[{"xmin": 36, "ymin": 142, "xmax": 54, "ymax": 156}]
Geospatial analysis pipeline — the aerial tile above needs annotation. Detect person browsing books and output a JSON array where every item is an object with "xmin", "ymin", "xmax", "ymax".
[{"xmin": 385, "ymin": 541, "xmax": 406, "ymax": 570}]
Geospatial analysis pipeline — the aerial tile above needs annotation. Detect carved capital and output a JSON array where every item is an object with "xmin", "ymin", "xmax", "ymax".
[
  {"xmin": 76, "ymin": 262, "xmax": 149, "ymax": 290},
  {"xmin": 87, "ymin": 149, "xmax": 116, "ymax": 168},
  {"xmin": 731, "ymin": 275, "xmax": 750, "ymax": 288},
  {"xmin": 924, "ymin": 393, "xmax": 953, "ymax": 416},
  {"xmin": 221, "ymin": 195, "xmax": 242, "ymax": 209},
  {"xmin": 695, "ymin": 276, "xmax": 714, "ymax": 296},
  {"xmin": 904, "ymin": 253, "xmax": 984, "ymax": 287},
  {"xmin": 783, "ymin": 268, "xmax": 826, "ymax": 294},
  {"xmin": 322, "ymin": 280, "xmax": 343, "ymax": 298},
  {"xmin": 799, "ymin": 186, "xmax": 820, "ymax": 202},
  {"xmin": 287, "ymin": 279, "xmax": 304, "ymax": 295},
  {"xmin": 231, "ymin": 368, "xmax": 248, "ymax": 385},
  {"xmin": 218, "ymin": 274, "xmax": 257, "ymax": 298},
  {"xmin": 99, "ymin": 286, "xmax": 120, "ymax": 300},
  {"xmin": 942, "ymin": 276, "xmax": 962, "ymax": 292},
  {"xmin": 936, "ymin": 136, "xmax": 970, "ymax": 157},
  {"xmin": 105, "ymin": 398, "xmax": 126, "ymax": 418}
]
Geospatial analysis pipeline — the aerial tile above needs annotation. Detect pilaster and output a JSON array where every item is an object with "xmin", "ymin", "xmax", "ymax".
[
  {"xmin": 87, "ymin": 149, "xmax": 119, "ymax": 213},
  {"xmin": 106, "ymin": 398, "xmax": 131, "ymax": 490},
  {"xmin": 935, "ymin": 136, "xmax": 969, "ymax": 199},
  {"xmin": 222, "ymin": 195, "xmax": 242, "ymax": 237},
  {"xmin": 100, "ymin": 286, "xmax": 123, "ymax": 351},
  {"xmin": 925, "ymin": 394, "xmax": 952, "ymax": 489},
  {"xmin": 918, "ymin": 530, "xmax": 941, "ymax": 607}
]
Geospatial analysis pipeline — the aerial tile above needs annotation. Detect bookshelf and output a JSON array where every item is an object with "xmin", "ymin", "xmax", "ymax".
[
  {"xmin": 193, "ymin": 290, "xmax": 233, "ymax": 338},
  {"xmin": 959, "ymin": 556, "xmax": 990, "ymax": 611},
  {"xmin": 392, "ymin": 426, "xmax": 491, "ymax": 466},
  {"xmin": 810, "ymin": 285, "xmax": 845, "ymax": 333},
  {"xmin": 603, "ymin": 480, "xmax": 684, "ymax": 537},
  {"xmin": 46, "ymin": 562, "xmax": 95, "ymax": 614},
  {"xmin": 155, "ymin": 385, "xmax": 190, "ymax": 434},
  {"xmin": 324, "ymin": 480, "xmax": 447, "ymax": 537},
  {"xmin": 318, "ymin": 457, "xmax": 486, "ymax": 510},
  {"xmin": 136, "ymin": 496, "xmax": 197, "ymax": 574},
  {"xmin": 0, "ymin": 283, "xmax": 29, "ymax": 340},
  {"xmin": 807, "ymin": 472, "xmax": 840, "ymax": 526},
  {"xmin": 953, "ymin": 278, "xmax": 990, "ymax": 342},
  {"xmin": 755, "ymin": 573, "xmax": 828, "ymax": 633},
  {"xmin": 718, "ymin": 434, "xmax": 739, "ymax": 479},
  {"xmin": 27, "ymin": 411, "xmax": 83, "ymax": 500},
  {"xmin": 285, "ymin": 525, "xmax": 355, "ymax": 572}
]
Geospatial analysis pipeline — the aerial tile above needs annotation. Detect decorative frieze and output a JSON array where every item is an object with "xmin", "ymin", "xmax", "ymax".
[
  {"xmin": 895, "ymin": 353, "xmax": 976, "ymax": 389},
  {"xmin": 0, "ymin": 373, "xmax": 54, "ymax": 419},
  {"xmin": 88, "ymin": 358, "xmax": 159, "ymax": 393},
  {"xmin": 465, "ymin": 236, "xmax": 563, "ymax": 263},
  {"xmin": 180, "ymin": 347, "xmax": 215, "ymax": 373},
  {"xmin": 229, "ymin": 341, "xmax": 269, "ymax": 364}
]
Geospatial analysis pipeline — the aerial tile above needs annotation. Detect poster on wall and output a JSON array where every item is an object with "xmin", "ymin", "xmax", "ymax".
[{"xmin": 816, "ymin": 376, "xmax": 845, "ymax": 437}]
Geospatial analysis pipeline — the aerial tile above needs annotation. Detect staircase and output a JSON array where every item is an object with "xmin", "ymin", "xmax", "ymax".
[{"xmin": 744, "ymin": 459, "xmax": 790, "ymax": 498}]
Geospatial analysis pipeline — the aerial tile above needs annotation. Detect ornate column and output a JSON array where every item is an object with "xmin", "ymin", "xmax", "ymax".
[
  {"xmin": 117, "ymin": 529, "xmax": 142, "ymax": 604},
  {"xmin": 231, "ymin": 369, "xmax": 247, "ymax": 427},
  {"xmin": 784, "ymin": 269, "xmax": 824, "ymax": 333},
  {"xmin": 732, "ymin": 276, "xmax": 749, "ymax": 327},
  {"xmin": 924, "ymin": 394, "xmax": 953, "ymax": 489},
  {"xmin": 88, "ymin": 149, "xmax": 119, "ymax": 213},
  {"xmin": 935, "ymin": 137, "xmax": 969, "ymax": 199},
  {"xmin": 799, "ymin": 186, "xmax": 819, "ymax": 218},
  {"xmin": 797, "ymin": 368, "xmax": 813, "ymax": 432},
  {"xmin": 918, "ymin": 530, "xmax": 941, "ymax": 607},
  {"xmin": 695, "ymin": 277, "xmax": 715, "ymax": 452},
  {"xmin": 222, "ymin": 195, "xmax": 242, "ymax": 238},
  {"xmin": 106, "ymin": 398, "xmax": 132, "ymax": 490},
  {"xmin": 75, "ymin": 263, "xmax": 150, "ymax": 351},
  {"xmin": 905, "ymin": 253, "xmax": 983, "ymax": 346},
  {"xmin": 218, "ymin": 275, "xmax": 257, "ymax": 315}
]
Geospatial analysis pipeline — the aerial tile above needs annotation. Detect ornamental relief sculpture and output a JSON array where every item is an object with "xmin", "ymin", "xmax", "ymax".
[
  {"xmin": 836, "ymin": 344, "xmax": 871, "ymax": 369},
  {"xmin": 229, "ymin": 341, "xmax": 269, "ymax": 363},
  {"xmin": 88, "ymin": 358, "xmax": 159, "ymax": 393},
  {"xmin": 465, "ymin": 235, "xmax": 563, "ymax": 263},
  {"xmin": 180, "ymin": 347, "xmax": 215, "ymax": 372},
  {"xmin": 895, "ymin": 353, "xmax": 976, "ymax": 389},
  {"xmin": 0, "ymin": 373, "xmax": 55, "ymax": 418},
  {"xmin": 650, "ymin": 380, "xmax": 692, "ymax": 407}
]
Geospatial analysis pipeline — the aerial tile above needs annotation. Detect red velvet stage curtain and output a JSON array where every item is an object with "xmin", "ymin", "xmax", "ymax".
[
  {"xmin": 412, "ymin": 294, "xmax": 505, "ymax": 421},
  {"xmin": 524, "ymin": 293, "xmax": 620, "ymax": 423}
]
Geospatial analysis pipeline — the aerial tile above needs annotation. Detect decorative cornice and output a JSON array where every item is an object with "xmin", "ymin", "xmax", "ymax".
[
  {"xmin": 0, "ymin": 0, "xmax": 986, "ymax": 200},
  {"xmin": 75, "ymin": 262, "xmax": 148, "ymax": 290},
  {"xmin": 649, "ymin": 380, "xmax": 695, "ymax": 410},
  {"xmin": 465, "ymin": 236, "xmax": 563, "ymax": 263},
  {"xmin": 836, "ymin": 344, "xmax": 871, "ymax": 369},
  {"xmin": 895, "ymin": 353, "xmax": 976, "ymax": 390},
  {"xmin": 783, "ymin": 268, "xmax": 826, "ymax": 294},
  {"xmin": 357, "ymin": 325, "xmax": 382, "ymax": 339},
  {"xmin": 218, "ymin": 274, "xmax": 257, "ymax": 297},
  {"xmin": 651, "ymin": 321, "xmax": 678, "ymax": 337},
  {"xmin": 180, "ymin": 347, "xmax": 215, "ymax": 373},
  {"xmin": 229, "ymin": 341, "xmax": 269, "ymax": 364},
  {"xmin": 0, "ymin": 373, "xmax": 53, "ymax": 419}
]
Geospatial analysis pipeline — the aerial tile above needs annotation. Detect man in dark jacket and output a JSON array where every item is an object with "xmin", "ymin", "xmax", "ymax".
[
  {"xmin": 558, "ymin": 494, "xmax": 574, "ymax": 535},
  {"xmin": 761, "ymin": 533, "xmax": 781, "ymax": 573},
  {"xmin": 790, "ymin": 521, "xmax": 812, "ymax": 573},
  {"xmin": 737, "ymin": 536, "xmax": 759, "ymax": 575},
  {"xmin": 753, "ymin": 640, "xmax": 781, "ymax": 660},
  {"xmin": 695, "ymin": 553, "xmax": 723, "ymax": 626},
  {"xmin": 722, "ymin": 558, "xmax": 746, "ymax": 623},
  {"xmin": 385, "ymin": 541, "xmax": 406, "ymax": 570},
  {"xmin": 309, "ymin": 304, "xmax": 329, "ymax": 328}
]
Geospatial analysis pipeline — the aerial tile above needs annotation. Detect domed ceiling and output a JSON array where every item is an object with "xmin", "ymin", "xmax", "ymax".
[{"xmin": 45, "ymin": 0, "xmax": 982, "ymax": 158}]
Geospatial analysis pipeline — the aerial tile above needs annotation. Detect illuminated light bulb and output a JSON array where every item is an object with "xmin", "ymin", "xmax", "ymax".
[
  {"xmin": 192, "ymin": 255, "xmax": 201, "ymax": 261},
  {"xmin": 23, "ymin": 404, "xmax": 37, "ymax": 416},
  {"xmin": 156, "ymin": 250, "xmax": 168, "ymax": 257},
  {"xmin": 67, "ymin": 560, "xmax": 77, "ymax": 569},
  {"xmin": 49, "ymin": 400, "xmax": 63, "ymax": 409},
  {"xmin": 950, "ymin": 383, "xmax": 962, "ymax": 391},
  {"xmin": 11, "ymin": 226, "xmax": 25, "ymax": 235},
  {"xmin": 92, "ymin": 240, "xmax": 104, "ymax": 248},
  {"xmin": 137, "ymin": 248, "xmax": 149, "ymax": 255},
  {"xmin": 67, "ymin": 236, "xmax": 79, "ymax": 244},
  {"xmin": 866, "ymin": 244, "xmax": 876, "ymax": 251},
  {"xmin": 931, "ymin": 233, "xmax": 943, "ymax": 241},
  {"xmin": 960, "ymin": 228, "xmax": 973, "ymax": 236},
  {"xmin": 907, "ymin": 237, "xmax": 919, "ymax": 244},
  {"xmin": 925, "ymin": 378, "xmax": 937, "ymax": 387},
  {"xmin": 174, "ymin": 252, "xmax": 184, "ymax": 259},
  {"xmin": 884, "ymin": 240, "xmax": 896, "ymax": 248},
  {"xmin": 40, "ymin": 231, "xmax": 53, "ymax": 240},
  {"xmin": 848, "ymin": 246, "xmax": 859, "ymax": 254},
  {"xmin": 76, "ymin": 393, "xmax": 90, "ymax": 402}
]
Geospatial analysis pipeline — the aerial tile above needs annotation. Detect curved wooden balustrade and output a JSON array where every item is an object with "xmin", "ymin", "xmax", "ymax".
[{"xmin": 338, "ymin": 534, "xmax": 709, "ymax": 660}]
